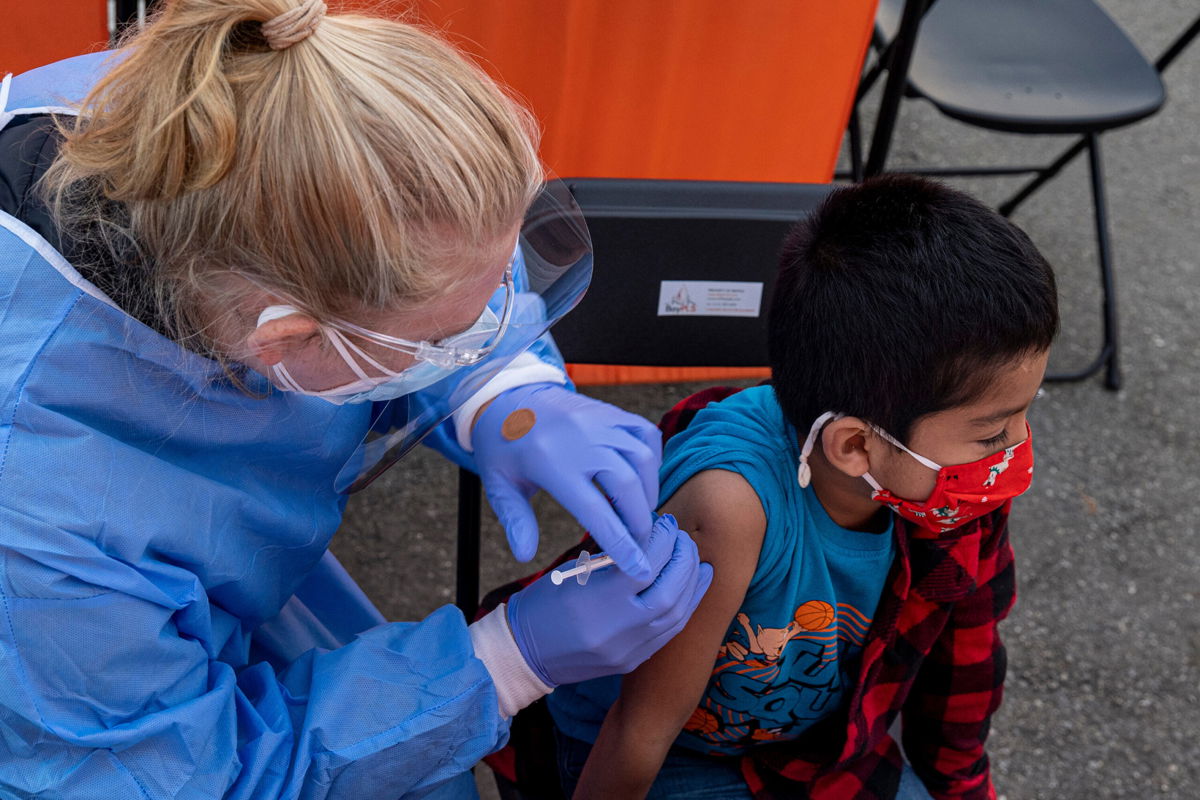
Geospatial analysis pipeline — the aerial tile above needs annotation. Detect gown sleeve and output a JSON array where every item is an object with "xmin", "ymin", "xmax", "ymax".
[{"xmin": 0, "ymin": 536, "xmax": 510, "ymax": 799}]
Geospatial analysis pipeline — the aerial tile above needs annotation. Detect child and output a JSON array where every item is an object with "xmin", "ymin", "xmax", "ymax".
[{"xmin": 546, "ymin": 175, "xmax": 1059, "ymax": 800}]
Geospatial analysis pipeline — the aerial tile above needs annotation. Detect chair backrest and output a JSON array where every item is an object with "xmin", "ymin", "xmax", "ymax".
[{"xmin": 552, "ymin": 179, "xmax": 833, "ymax": 369}]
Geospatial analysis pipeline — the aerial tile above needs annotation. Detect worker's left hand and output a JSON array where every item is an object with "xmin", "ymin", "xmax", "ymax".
[
  {"xmin": 472, "ymin": 382, "xmax": 661, "ymax": 581},
  {"xmin": 506, "ymin": 513, "xmax": 712, "ymax": 686}
]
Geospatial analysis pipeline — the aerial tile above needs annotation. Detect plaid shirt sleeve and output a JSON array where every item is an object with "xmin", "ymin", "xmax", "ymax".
[{"xmin": 900, "ymin": 511, "xmax": 1016, "ymax": 800}]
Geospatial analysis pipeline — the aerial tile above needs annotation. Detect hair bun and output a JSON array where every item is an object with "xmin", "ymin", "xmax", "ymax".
[{"xmin": 261, "ymin": 0, "xmax": 326, "ymax": 50}]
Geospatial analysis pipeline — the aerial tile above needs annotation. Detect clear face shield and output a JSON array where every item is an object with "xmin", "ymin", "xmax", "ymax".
[{"xmin": 334, "ymin": 180, "xmax": 593, "ymax": 494}]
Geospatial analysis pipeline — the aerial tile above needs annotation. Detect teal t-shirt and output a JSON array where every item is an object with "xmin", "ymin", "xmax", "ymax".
[{"xmin": 548, "ymin": 386, "xmax": 897, "ymax": 755}]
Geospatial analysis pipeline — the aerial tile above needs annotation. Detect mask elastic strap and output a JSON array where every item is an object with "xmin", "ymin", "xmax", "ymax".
[
  {"xmin": 797, "ymin": 411, "xmax": 842, "ymax": 488},
  {"xmin": 257, "ymin": 304, "xmax": 399, "ymax": 390},
  {"xmin": 325, "ymin": 328, "xmax": 401, "ymax": 380},
  {"xmin": 869, "ymin": 425, "xmax": 943, "ymax": 471},
  {"xmin": 271, "ymin": 362, "xmax": 305, "ymax": 393}
]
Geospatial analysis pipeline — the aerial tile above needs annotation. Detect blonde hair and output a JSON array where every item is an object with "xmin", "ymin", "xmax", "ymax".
[{"xmin": 42, "ymin": 0, "xmax": 541, "ymax": 353}]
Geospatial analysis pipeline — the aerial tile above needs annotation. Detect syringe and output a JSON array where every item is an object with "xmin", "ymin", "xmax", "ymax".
[{"xmin": 551, "ymin": 550, "xmax": 615, "ymax": 586}]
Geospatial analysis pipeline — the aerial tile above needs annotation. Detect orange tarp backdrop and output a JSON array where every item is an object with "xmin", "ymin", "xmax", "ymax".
[
  {"xmin": 3, "ymin": 1, "xmax": 875, "ymax": 386},
  {"xmin": 411, "ymin": 0, "xmax": 877, "ymax": 385},
  {"xmin": 2, "ymin": 2, "xmax": 108, "ymax": 77}
]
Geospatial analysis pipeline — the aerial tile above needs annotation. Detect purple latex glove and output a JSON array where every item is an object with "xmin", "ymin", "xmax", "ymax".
[
  {"xmin": 472, "ymin": 383, "xmax": 662, "ymax": 581},
  {"xmin": 506, "ymin": 514, "xmax": 713, "ymax": 686}
]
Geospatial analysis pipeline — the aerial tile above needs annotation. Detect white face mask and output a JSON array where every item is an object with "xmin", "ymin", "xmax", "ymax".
[{"xmin": 256, "ymin": 303, "xmax": 503, "ymax": 406}]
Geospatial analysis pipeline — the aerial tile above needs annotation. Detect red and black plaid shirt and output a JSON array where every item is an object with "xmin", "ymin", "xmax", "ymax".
[{"xmin": 482, "ymin": 387, "xmax": 1015, "ymax": 800}]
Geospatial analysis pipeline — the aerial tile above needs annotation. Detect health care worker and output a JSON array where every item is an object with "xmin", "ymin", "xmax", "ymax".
[{"xmin": 0, "ymin": 1, "xmax": 713, "ymax": 797}]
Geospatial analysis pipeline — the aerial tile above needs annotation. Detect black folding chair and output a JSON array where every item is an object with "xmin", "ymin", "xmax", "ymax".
[
  {"xmin": 455, "ymin": 178, "xmax": 832, "ymax": 618},
  {"xmin": 850, "ymin": 0, "xmax": 1199, "ymax": 391},
  {"xmin": 112, "ymin": 0, "xmax": 155, "ymax": 36}
]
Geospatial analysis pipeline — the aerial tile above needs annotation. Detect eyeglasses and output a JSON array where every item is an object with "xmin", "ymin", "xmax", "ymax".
[{"xmin": 325, "ymin": 262, "xmax": 516, "ymax": 370}]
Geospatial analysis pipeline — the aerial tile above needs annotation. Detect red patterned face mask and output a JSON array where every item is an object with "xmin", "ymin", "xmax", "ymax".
[
  {"xmin": 863, "ymin": 422, "xmax": 1034, "ymax": 531},
  {"xmin": 797, "ymin": 413, "xmax": 1034, "ymax": 532}
]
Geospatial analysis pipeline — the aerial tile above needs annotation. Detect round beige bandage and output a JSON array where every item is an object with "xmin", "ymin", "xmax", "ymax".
[{"xmin": 501, "ymin": 409, "xmax": 537, "ymax": 441}]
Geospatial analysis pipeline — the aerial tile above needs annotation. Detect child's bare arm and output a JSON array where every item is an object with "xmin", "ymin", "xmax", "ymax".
[{"xmin": 572, "ymin": 468, "xmax": 766, "ymax": 800}]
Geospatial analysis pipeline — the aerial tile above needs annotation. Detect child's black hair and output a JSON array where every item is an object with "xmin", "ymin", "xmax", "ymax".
[{"xmin": 768, "ymin": 175, "xmax": 1059, "ymax": 444}]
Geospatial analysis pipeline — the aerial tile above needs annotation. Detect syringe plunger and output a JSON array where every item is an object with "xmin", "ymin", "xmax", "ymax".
[{"xmin": 551, "ymin": 551, "xmax": 615, "ymax": 586}]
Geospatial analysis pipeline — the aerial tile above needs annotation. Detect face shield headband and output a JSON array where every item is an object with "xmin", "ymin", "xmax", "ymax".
[{"xmin": 334, "ymin": 179, "xmax": 593, "ymax": 494}]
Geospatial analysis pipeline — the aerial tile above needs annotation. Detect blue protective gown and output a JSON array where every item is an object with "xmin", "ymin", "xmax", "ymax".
[{"xmin": 0, "ymin": 53, "xmax": 561, "ymax": 799}]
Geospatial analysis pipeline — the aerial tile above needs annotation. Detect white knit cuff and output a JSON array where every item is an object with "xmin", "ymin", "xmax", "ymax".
[
  {"xmin": 469, "ymin": 604, "xmax": 554, "ymax": 719},
  {"xmin": 451, "ymin": 353, "xmax": 568, "ymax": 452}
]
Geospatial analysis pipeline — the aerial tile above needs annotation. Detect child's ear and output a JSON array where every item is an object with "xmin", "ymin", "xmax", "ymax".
[{"xmin": 820, "ymin": 417, "xmax": 874, "ymax": 479}]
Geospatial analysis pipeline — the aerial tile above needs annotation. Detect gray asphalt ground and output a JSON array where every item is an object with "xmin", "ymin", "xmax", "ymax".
[{"xmin": 334, "ymin": 2, "xmax": 1200, "ymax": 797}]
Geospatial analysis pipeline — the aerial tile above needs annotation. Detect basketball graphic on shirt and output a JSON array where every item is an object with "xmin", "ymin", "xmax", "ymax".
[
  {"xmin": 684, "ymin": 705, "xmax": 721, "ymax": 735},
  {"xmin": 794, "ymin": 600, "xmax": 835, "ymax": 631}
]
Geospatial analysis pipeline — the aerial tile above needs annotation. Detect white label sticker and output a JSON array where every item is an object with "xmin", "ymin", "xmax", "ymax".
[{"xmin": 657, "ymin": 280, "xmax": 763, "ymax": 318}]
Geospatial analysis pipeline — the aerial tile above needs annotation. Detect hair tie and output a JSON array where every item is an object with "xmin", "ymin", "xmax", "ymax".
[{"xmin": 262, "ymin": 0, "xmax": 327, "ymax": 51}]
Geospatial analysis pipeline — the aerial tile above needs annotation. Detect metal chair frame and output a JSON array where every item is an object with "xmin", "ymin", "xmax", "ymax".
[
  {"xmin": 843, "ymin": 0, "xmax": 1200, "ymax": 391},
  {"xmin": 112, "ymin": 0, "xmax": 153, "ymax": 37}
]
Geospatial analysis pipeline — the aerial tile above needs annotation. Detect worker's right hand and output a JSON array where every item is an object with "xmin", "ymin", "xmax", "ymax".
[{"xmin": 505, "ymin": 514, "xmax": 713, "ymax": 687}]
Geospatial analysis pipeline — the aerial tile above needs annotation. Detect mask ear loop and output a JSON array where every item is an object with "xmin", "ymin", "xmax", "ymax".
[
  {"xmin": 324, "ymin": 328, "xmax": 403, "ymax": 380},
  {"xmin": 797, "ymin": 413, "xmax": 945, "ymax": 492},
  {"xmin": 867, "ymin": 425, "xmax": 943, "ymax": 471},
  {"xmin": 797, "ymin": 411, "xmax": 842, "ymax": 488},
  {"xmin": 256, "ymin": 304, "xmax": 404, "ymax": 392},
  {"xmin": 861, "ymin": 424, "xmax": 943, "ymax": 496},
  {"xmin": 271, "ymin": 363, "xmax": 305, "ymax": 392}
]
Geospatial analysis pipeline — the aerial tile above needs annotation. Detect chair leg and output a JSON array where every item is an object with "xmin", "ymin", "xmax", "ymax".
[
  {"xmin": 1043, "ymin": 133, "xmax": 1120, "ymax": 390},
  {"xmin": 998, "ymin": 138, "xmax": 1090, "ymax": 217},
  {"xmin": 456, "ymin": 468, "xmax": 483, "ymax": 618},
  {"xmin": 1153, "ymin": 13, "xmax": 1200, "ymax": 73},
  {"xmin": 864, "ymin": 0, "xmax": 931, "ymax": 178},
  {"xmin": 1086, "ymin": 134, "xmax": 1121, "ymax": 391},
  {"xmin": 848, "ymin": 105, "xmax": 864, "ymax": 183}
]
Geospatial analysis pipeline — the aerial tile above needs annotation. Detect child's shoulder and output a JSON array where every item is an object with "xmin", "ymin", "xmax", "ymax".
[
  {"xmin": 671, "ymin": 385, "xmax": 789, "ymax": 444},
  {"xmin": 702, "ymin": 383, "xmax": 779, "ymax": 412},
  {"xmin": 660, "ymin": 385, "xmax": 799, "ymax": 510},
  {"xmin": 664, "ymin": 386, "xmax": 793, "ymax": 465}
]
